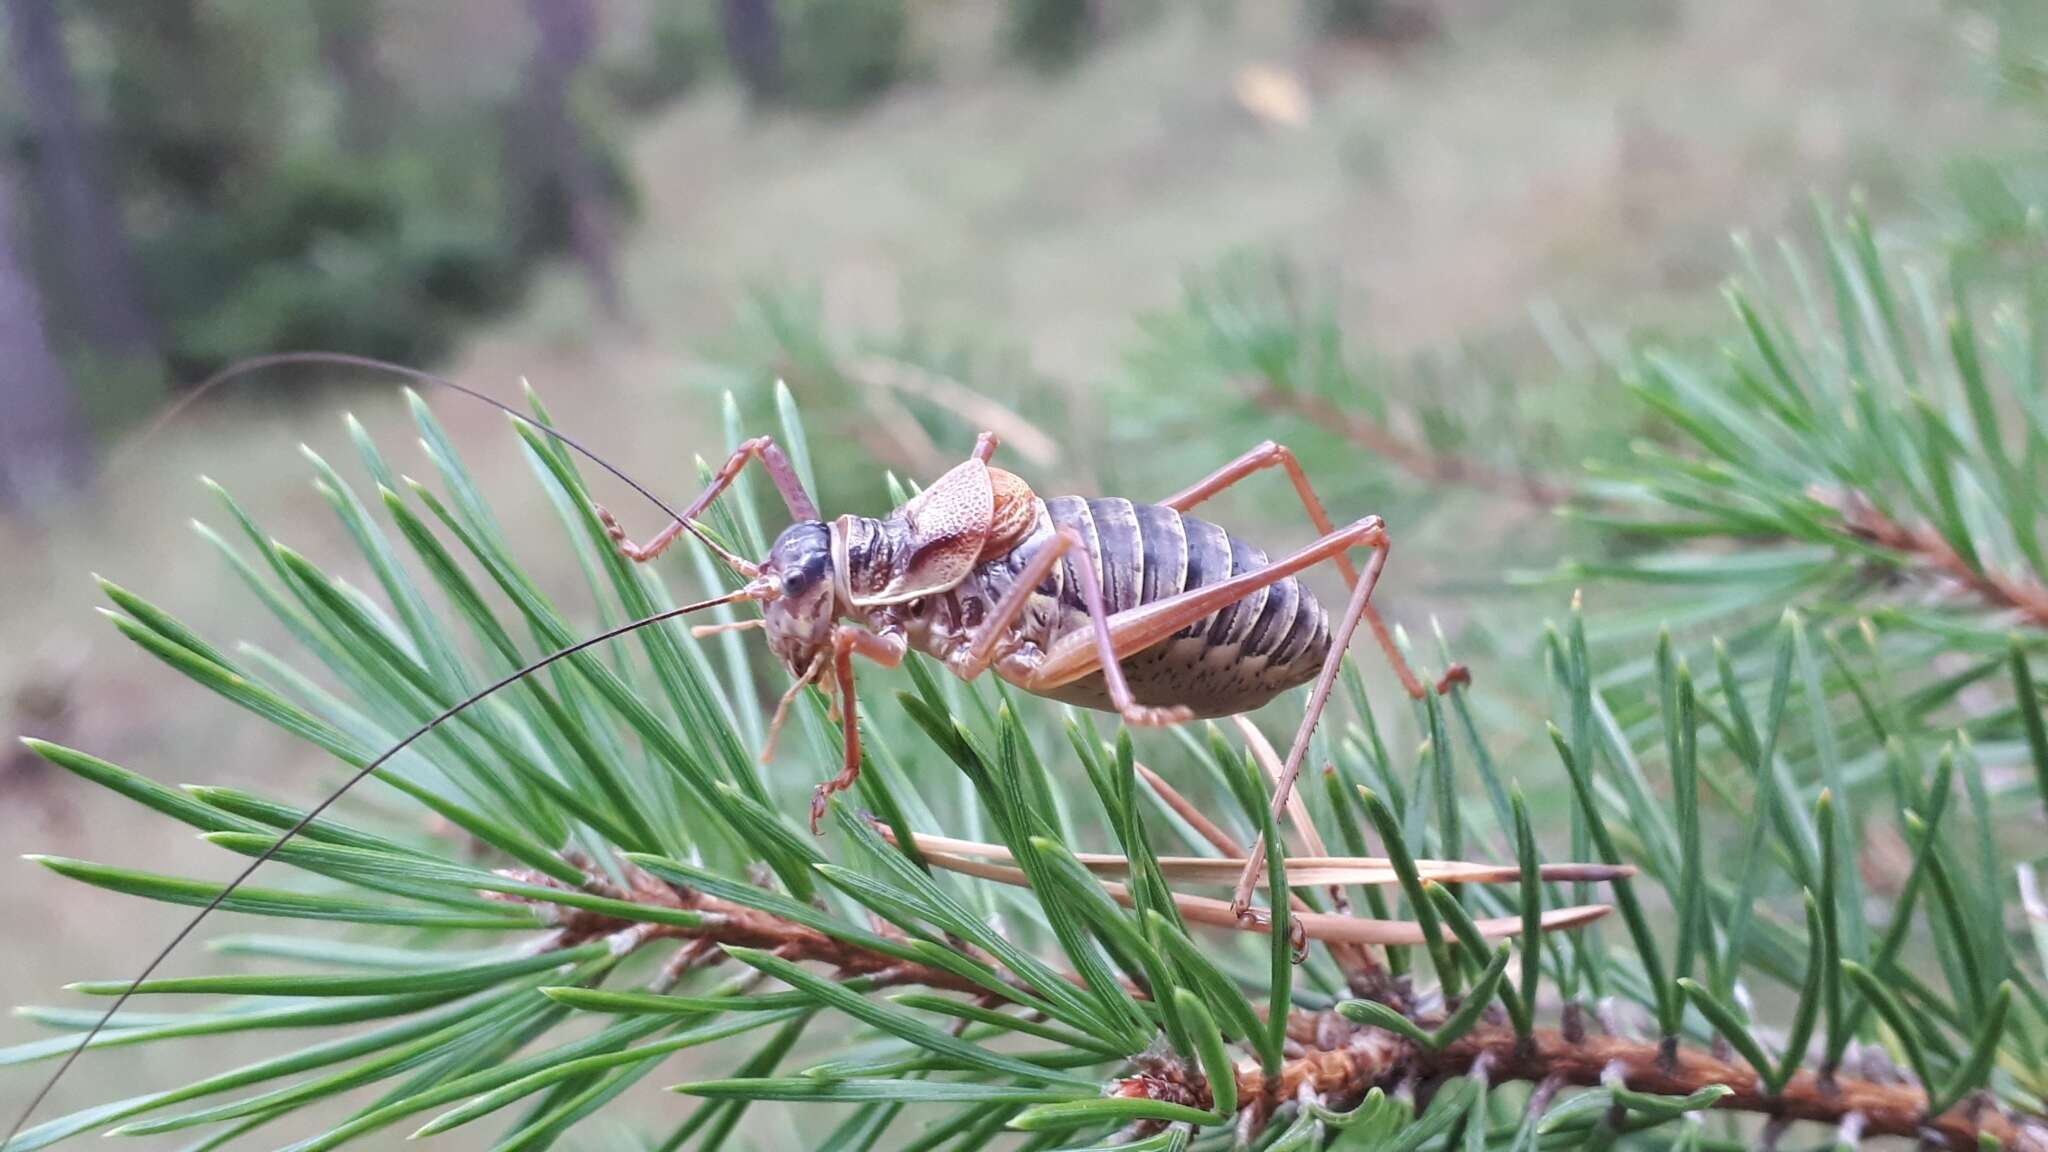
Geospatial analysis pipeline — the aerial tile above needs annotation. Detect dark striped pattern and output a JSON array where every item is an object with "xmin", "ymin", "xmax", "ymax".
[{"xmin": 1030, "ymin": 496, "xmax": 1333, "ymax": 717}]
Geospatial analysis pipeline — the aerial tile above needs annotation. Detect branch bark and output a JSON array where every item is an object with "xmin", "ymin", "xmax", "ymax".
[
  {"xmin": 1226, "ymin": 1018, "xmax": 2048, "ymax": 1151},
  {"xmin": 509, "ymin": 860, "xmax": 2046, "ymax": 1151},
  {"xmin": 1822, "ymin": 486, "xmax": 2048, "ymax": 629}
]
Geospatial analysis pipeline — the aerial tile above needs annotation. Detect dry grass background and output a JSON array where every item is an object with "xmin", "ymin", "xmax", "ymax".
[{"xmin": 0, "ymin": 0, "xmax": 2024, "ymax": 1144}]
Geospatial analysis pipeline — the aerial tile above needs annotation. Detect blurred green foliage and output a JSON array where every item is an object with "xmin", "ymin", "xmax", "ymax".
[
  {"xmin": 145, "ymin": 152, "xmax": 526, "ymax": 372},
  {"xmin": 711, "ymin": 283, "xmax": 1070, "ymax": 515},
  {"xmin": 600, "ymin": 4, "xmax": 721, "ymax": 114},
  {"xmin": 2, "ymin": 0, "xmax": 933, "ymax": 392},
  {"xmin": 777, "ymin": 0, "xmax": 908, "ymax": 112},
  {"xmin": 1973, "ymin": 0, "xmax": 2048, "ymax": 105},
  {"xmin": 3, "ymin": 0, "xmax": 640, "ymax": 379}
]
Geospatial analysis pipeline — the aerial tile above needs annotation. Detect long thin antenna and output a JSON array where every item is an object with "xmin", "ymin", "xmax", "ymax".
[
  {"xmin": 123, "ymin": 350, "xmax": 695, "ymax": 543},
  {"xmin": 4, "ymin": 582, "xmax": 771, "ymax": 1149}
]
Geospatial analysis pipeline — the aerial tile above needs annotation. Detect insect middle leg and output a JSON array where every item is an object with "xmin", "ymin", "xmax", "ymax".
[
  {"xmin": 597, "ymin": 435, "xmax": 818, "ymax": 570},
  {"xmin": 1160, "ymin": 440, "xmax": 1449, "ymax": 699},
  {"xmin": 953, "ymin": 526, "xmax": 1193, "ymax": 727}
]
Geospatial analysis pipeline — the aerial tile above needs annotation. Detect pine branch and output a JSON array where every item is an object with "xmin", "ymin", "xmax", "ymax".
[
  {"xmin": 1245, "ymin": 379, "xmax": 1572, "ymax": 506},
  {"xmin": 1568, "ymin": 203, "xmax": 2048, "ymax": 648},
  {"xmin": 1220, "ymin": 1018, "xmax": 2048, "ymax": 1151},
  {"xmin": 1821, "ymin": 485, "xmax": 2048, "ymax": 626},
  {"xmin": 716, "ymin": 285, "xmax": 1071, "ymax": 509},
  {"xmin": 1115, "ymin": 251, "xmax": 1582, "ymax": 511},
  {"xmin": 11, "ymin": 385, "xmax": 2044, "ymax": 1151},
  {"xmin": 495, "ymin": 859, "xmax": 1008, "ymax": 1000},
  {"xmin": 506, "ymin": 860, "xmax": 2046, "ymax": 1151},
  {"xmin": 1421, "ymin": 1026, "xmax": 2047, "ymax": 1152}
]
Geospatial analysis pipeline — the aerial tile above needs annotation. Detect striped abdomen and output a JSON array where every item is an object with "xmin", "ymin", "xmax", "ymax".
[{"xmin": 1001, "ymin": 496, "xmax": 1332, "ymax": 717}]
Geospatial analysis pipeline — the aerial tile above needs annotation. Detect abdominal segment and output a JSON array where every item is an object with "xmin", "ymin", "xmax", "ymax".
[{"xmin": 933, "ymin": 495, "xmax": 1332, "ymax": 718}]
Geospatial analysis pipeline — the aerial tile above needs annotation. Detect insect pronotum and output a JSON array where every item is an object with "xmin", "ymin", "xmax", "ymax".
[{"xmin": 7, "ymin": 352, "xmax": 1463, "ymax": 1144}]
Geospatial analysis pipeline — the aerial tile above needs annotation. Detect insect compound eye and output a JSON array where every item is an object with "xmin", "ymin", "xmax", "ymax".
[{"xmin": 766, "ymin": 520, "xmax": 834, "ymax": 599}]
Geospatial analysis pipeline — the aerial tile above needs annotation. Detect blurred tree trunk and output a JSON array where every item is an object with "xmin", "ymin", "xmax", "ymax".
[
  {"xmin": 0, "ymin": 158, "xmax": 89, "ymax": 508},
  {"xmin": 310, "ymin": 0, "xmax": 394, "ymax": 154},
  {"xmin": 1005, "ymin": 0, "xmax": 1098, "ymax": 71},
  {"xmin": 722, "ymin": 0, "xmax": 783, "ymax": 105},
  {"xmin": 523, "ymin": 0, "xmax": 622, "ymax": 317},
  {"xmin": 3, "ymin": 0, "xmax": 160, "ymax": 361}
]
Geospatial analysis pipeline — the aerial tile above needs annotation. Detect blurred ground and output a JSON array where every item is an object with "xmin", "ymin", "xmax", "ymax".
[{"xmin": 0, "ymin": 0, "xmax": 2021, "ymax": 1142}]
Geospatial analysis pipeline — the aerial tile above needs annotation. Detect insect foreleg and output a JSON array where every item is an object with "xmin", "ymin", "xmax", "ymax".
[
  {"xmin": 598, "ymin": 435, "xmax": 819, "ymax": 571},
  {"xmin": 1159, "ymin": 439, "xmax": 1442, "ymax": 699},
  {"xmin": 808, "ymin": 624, "xmax": 907, "ymax": 833},
  {"xmin": 955, "ymin": 531, "xmax": 1068, "ymax": 677}
]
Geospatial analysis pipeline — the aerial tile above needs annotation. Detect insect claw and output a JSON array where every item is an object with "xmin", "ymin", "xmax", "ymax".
[
  {"xmin": 1226, "ymin": 898, "xmax": 1310, "ymax": 961},
  {"xmin": 809, "ymin": 778, "xmax": 849, "ymax": 834},
  {"xmin": 810, "ymin": 761, "xmax": 865, "ymax": 835}
]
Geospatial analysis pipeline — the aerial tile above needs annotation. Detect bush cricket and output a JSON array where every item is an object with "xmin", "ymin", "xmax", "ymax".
[{"xmin": 598, "ymin": 420, "xmax": 1462, "ymax": 921}]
